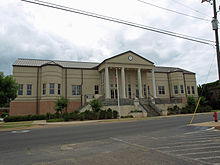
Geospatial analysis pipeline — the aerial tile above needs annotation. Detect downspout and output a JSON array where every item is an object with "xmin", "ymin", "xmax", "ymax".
[
  {"xmin": 65, "ymin": 68, "xmax": 67, "ymax": 113},
  {"xmin": 36, "ymin": 67, "xmax": 39, "ymax": 114},
  {"xmin": 183, "ymin": 72, "xmax": 187, "ymax": 98},
  {"xmin": 81, "ymin": 69, "xmax": 83, "ymax": 106},
  {"xmin": 167, "ymin": 73, "xmax": 171, "ymax": 102}
]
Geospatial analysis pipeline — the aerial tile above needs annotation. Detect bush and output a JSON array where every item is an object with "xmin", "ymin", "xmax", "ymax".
[
  {"xmin": 89, "ymin": 99, "xmax": 102, "ymax": 113},
  {"xmin": 106, "ymin": 108, "xmax": 113, "ymax": 119},
  {"xmin": 130, "ymin": 110, "xmax": 143, "ymax": 113},
  {"xmin": 99, "ymin": 110, "xmax": 107, "ymax": 119},
  {"xmin": 121, "ymin": 115, "xmax": 133, "ymax": 118},
  {"xmin": 113, "ymin": 110, "xmax": 118, "ymax": 119},
  {"xmin": 0, "ymin": 112, "xmax": 8, "ymax": 118},
  {"xmin": 4, "ymin": 114, "xmax": 46, "ymax": 122},
  {"xmin": 168, "ymin": 105, "xmax": 181, "ymax": 115}
]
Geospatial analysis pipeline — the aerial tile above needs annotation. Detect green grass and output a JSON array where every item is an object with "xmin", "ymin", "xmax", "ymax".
[
  {"xmin": 0, "ymin": 121, "xmax": 33, "ymax": 130},
  {"xmin": 47, "ymin": 118, "xmax": 65, "ymax": 122}
]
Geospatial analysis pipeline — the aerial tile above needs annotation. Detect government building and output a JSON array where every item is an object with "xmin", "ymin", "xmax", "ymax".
[{"xmin": 10, "ymin": 51, "xmax": 198, "ymax": 116}]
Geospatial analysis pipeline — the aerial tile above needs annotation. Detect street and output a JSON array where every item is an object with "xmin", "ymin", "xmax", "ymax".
[{"xmin": 0, "ymin": 114, "xmax": 219, "ymax": 165}]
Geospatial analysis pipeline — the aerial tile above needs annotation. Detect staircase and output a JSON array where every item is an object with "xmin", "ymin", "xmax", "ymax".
[{"xmin": 139, "ymin": 99, "xmax": 160, "ymax": 117}]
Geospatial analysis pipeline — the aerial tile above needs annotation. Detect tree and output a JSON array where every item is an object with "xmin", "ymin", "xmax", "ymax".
[
  {"xmin": 54, "ymin": 96, "xmax": 68, "ymax": 116},
  {"xmin": 0, "ymin": 73, "xmax": 18, "ymax": 107},
  {"xmin": 89, "ymin": 99, "xmax": 102, "ymax": 113}
]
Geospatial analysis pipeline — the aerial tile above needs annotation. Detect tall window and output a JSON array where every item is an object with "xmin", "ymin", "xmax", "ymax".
[
  {"xmin": 128, "ymin": 84, "xmax": 131, "ymax": 99},
  {"xmin": 42, "ymin": 84, "xmax": 46, "ymax": 95},
  {"xmin": 94, "ymin": 85, "xmax": 99, "ymax": 94},
  {"xmin": 72, "ymin": 85, "xmax": 81, "ymax": 95},
  {"xmin": 158, "ymin": 86, "xmax": 165, "ymax": 95},
  {"xmin": 18, "ymin": 84, "xmax": 23, "ymax": 95},
  {"xmin": 58, "ymin": 84, "xmax": 61, "ymax": 95},
  {"xmin": 174, "ymin": 85, "xmax": 178, "ymax": 94},
  {"xmin": 180, "ymin": 85, "xmax": 184, "ymax": 94},
  {"xmin": 136, "ymin": 84, "xmax": 139, "ymax": 98},
  {"xmin": 27, "ymin": 84, "xmax": 32, "ymax": 95},
  {"xmin": 143, "ymin": 84, "xmax": 147, "ymax": 97},
  {"xmin": 50, "ymin": 83, "xmax": 54, "ymax": 94},
  {"xmin": 147, "ymin": 86, "xmax": 150, "ymax": 95},
  {"xmin": 192, "ymin": 86, "xmax": 195, "ymax": 94},
  {"xmin": 187, "ymin": 86, "xmax": 190, "ymax": 94}
]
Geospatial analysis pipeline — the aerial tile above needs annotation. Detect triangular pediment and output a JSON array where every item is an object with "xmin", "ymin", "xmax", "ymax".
[{"xmin": 101, "ymin": 51, "xmax": 154, "ymax": 66}]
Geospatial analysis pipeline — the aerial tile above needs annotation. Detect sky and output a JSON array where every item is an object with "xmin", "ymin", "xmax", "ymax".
[{"xmin": 0, "ymin": 0, "xmax": 219, "ymax": 84}]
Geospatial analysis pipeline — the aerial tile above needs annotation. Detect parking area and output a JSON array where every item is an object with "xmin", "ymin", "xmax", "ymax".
[{"xmin": 111, "ymin": 126, "xmax": 220, "ymax": 165}]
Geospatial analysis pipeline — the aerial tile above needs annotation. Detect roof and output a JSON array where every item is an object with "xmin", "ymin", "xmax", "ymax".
[
  {"xmin": 97, "ymin": 50, "xmax": 154, "ymax": 68},
  {"xmin": 13, "ymin": 58, "xmax": 99, "ymax": 69},
  {"xmin": 13, "ymin": 51, "xmax": 194, "ymax": 74},
  {"xmin": 155, "ymin": 66, "xmax": 194, "ymax": 74}
]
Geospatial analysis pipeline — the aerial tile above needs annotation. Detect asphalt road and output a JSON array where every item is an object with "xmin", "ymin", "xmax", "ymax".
[{"xmin": 0, "ymin": 113, "xmax": 218, "ymax": 165}]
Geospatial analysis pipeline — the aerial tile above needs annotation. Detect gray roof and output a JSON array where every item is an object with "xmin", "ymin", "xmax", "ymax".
[
  {"xmin": 13, "ymin": 59, "xmax": 99, "ymax": 69},
  {"xmin": 155, "ymin": 66, "xmax": 194, "ymax": 74},
  {"xmin": 13, "ymin": 59, "xmax": 194, "ymax": 74}
]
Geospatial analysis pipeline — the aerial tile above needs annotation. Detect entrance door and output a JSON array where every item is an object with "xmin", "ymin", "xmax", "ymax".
[{"xmin": 110, "ymin": 89, "xmax": 118, "ymax": 99}]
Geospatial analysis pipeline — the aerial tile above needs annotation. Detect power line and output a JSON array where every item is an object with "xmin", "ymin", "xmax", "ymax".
[
  {"xmin": 21, "ymin": 0, "xmax": 215, "ymax": 46},
  {"xmin": 137, "ymin": 0, "xmax": 211, "ymax": 22},
  {"xmin": 170, "ymin": 0, "xmax": 211, "ymax": 18}
]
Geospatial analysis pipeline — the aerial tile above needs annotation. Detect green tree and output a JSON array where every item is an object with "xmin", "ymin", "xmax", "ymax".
[
  {"xmin": 0, "ymin": 73, "xmax": 18, "ymax": 107},
  {"xmin": 89, "ymin": 99, "xmax": 102, "ymax": 113},
  {"xmin": 54, "ymin": 96, "xmax": 69, "ymax": 117}
]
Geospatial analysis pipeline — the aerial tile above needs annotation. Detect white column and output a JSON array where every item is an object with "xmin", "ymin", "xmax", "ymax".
[
  {"xmin": 152, "ymin": 69, "xmax": 157, "ymax": 98},
  {"xmin": 121, "ymin": 67, "xmax": 126, "ymax": 98},
  {"xmin": 138, "ymin": 68, "xmax": 143, "ymax": 98},
  {"xmin": 105, "ymin": 67, "xmax": 110, "ymax": 99}
]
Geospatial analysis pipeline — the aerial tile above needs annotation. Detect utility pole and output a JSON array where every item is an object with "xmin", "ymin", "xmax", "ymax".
[
  {"xmin": 212, "ymin": 0, "xmax": 220, "ymax": 81},
  {"xmin": 203, "ymin": 0, "xmax": 220, "ymax": 81}
]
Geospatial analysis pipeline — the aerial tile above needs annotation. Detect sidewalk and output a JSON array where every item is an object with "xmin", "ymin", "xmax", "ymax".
[{"xmin": 191, "ymin": 121, "xmax": 220, "ymax": 130}]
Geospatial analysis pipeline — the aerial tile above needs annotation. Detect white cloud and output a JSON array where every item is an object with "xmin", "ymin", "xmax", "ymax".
[{"xmin": 0, "ymin": 0, "xmax": 219, "ymax": 84}]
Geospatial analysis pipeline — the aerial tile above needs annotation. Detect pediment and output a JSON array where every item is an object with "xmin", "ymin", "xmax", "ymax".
[{"xmin": 102, "ymin": 51, "xmax": 154, "ymax": 66}]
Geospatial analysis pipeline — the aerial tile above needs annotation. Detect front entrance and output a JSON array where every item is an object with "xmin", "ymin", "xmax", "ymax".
[{"xmin": 110, "ymin": 84, "xmax": 118, "ymax": 99}]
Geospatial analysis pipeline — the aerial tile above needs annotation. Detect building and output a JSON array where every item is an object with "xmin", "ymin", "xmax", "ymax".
[{"xmin": 10, "ymin": 51, "xmax": 198, "ymax": 116}]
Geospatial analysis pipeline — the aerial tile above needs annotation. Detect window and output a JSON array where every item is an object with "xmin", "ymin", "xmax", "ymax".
[
  {"xmin": 18, "ymin": 84, "xmax": 23, "ymax": 95},
  {"xmin": 136, "ymin": 84, "xmax": 139, "ymax": 98},
  {"xmin": 187, "ymin": 86, "xmax": 190, "ymax": 94},
  {"xmin": 72, "ymin": 85, "xmax": 81, "ymax": 95},
  {"xmin": 58, "ymin": 84, "xmax": 61, "ymax": 95},
  {"xmin": 143, "ymin": 84, "xmax": 147, "ymax": 97},
  {"xmin": 174, "ymin": 85, "xmax": 178, "ymax": 94},
  {"xmin": 128, "ymin": 84, "xmax": 131, "ymax": 99},
  {"xmin": 94, "ymin": 85, "xmax": 99, "ymax": 94},
  {"xmin": 180, "ymin": 85, "xmax": 184, "ymax": 94},
  {"xmin": 147, "ymin": 86, "xmax": 150, "ymax": 95},
  {"xmin": 27, "ymin": 84, "xmax": 32, "ymax": 95},
  {"xmin": 158, "ymin": 86, "xmax": 165, "ymax": 95},
  {"xmin": 192, "ymin": 86, "xmax": 195, "ymax": 94},
  {"xmin": 42, "ymin": 84, "xmax": 46, "ymax": 95},
  {"xmin": 50, "ymin": 83, "xmax": 54, "ymax": 94},
  {"xmin": 111, "ymin": 89, "xmax": 114, "ymax": 99}
]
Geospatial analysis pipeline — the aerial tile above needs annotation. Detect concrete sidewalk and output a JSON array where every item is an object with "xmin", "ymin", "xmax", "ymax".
[{"xmin": 191, "ymin": 121, "xmax": 220, "ymax": 130}]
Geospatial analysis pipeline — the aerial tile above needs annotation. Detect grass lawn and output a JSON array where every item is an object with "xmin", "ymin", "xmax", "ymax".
[{"xmin": 0, "ymin": 121, "xmax": 33, "ymax": 129}]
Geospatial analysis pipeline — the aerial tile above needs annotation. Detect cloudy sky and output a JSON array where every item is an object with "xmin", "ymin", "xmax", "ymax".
[{"xmin": 0, "ymin": 0, "xmax": 219, "ymax": 84}]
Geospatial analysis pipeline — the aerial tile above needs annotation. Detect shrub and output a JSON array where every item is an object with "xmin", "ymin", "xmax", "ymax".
[
  {"xmin": 130, "ymin": 110, "xmax": 143, "ymax": 113},
  {"xmin": 168, "ymin": 105, "xmax": 181, "ymax": 115},
  {"xmin": 99, "ymin": 110, "xmax": 107, "ymax": 119},
  {"xmin": 121, "ymin": 115, "xmax": 133, "ymax": 118},
  {"xmin": 69, "ymin": 112, "xmax": 79, "ymax": 120},
  {"xmin": 4, "ymin": 114, "xmax": 46, "ymax": 122},
  {"xmin": 0, "ymin": 112, "xmax": 8, "ymax": 118},
  {"xmin": 113, "ymin": 110, "xmax": 118, "ymax": 119},
  {"xmin": 106, "ymin": 108, "xmax": 113, "ymax": 119},
  {"xmin": 89, "ymin": 99, "xmax": 102, "ymax": 113}
]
